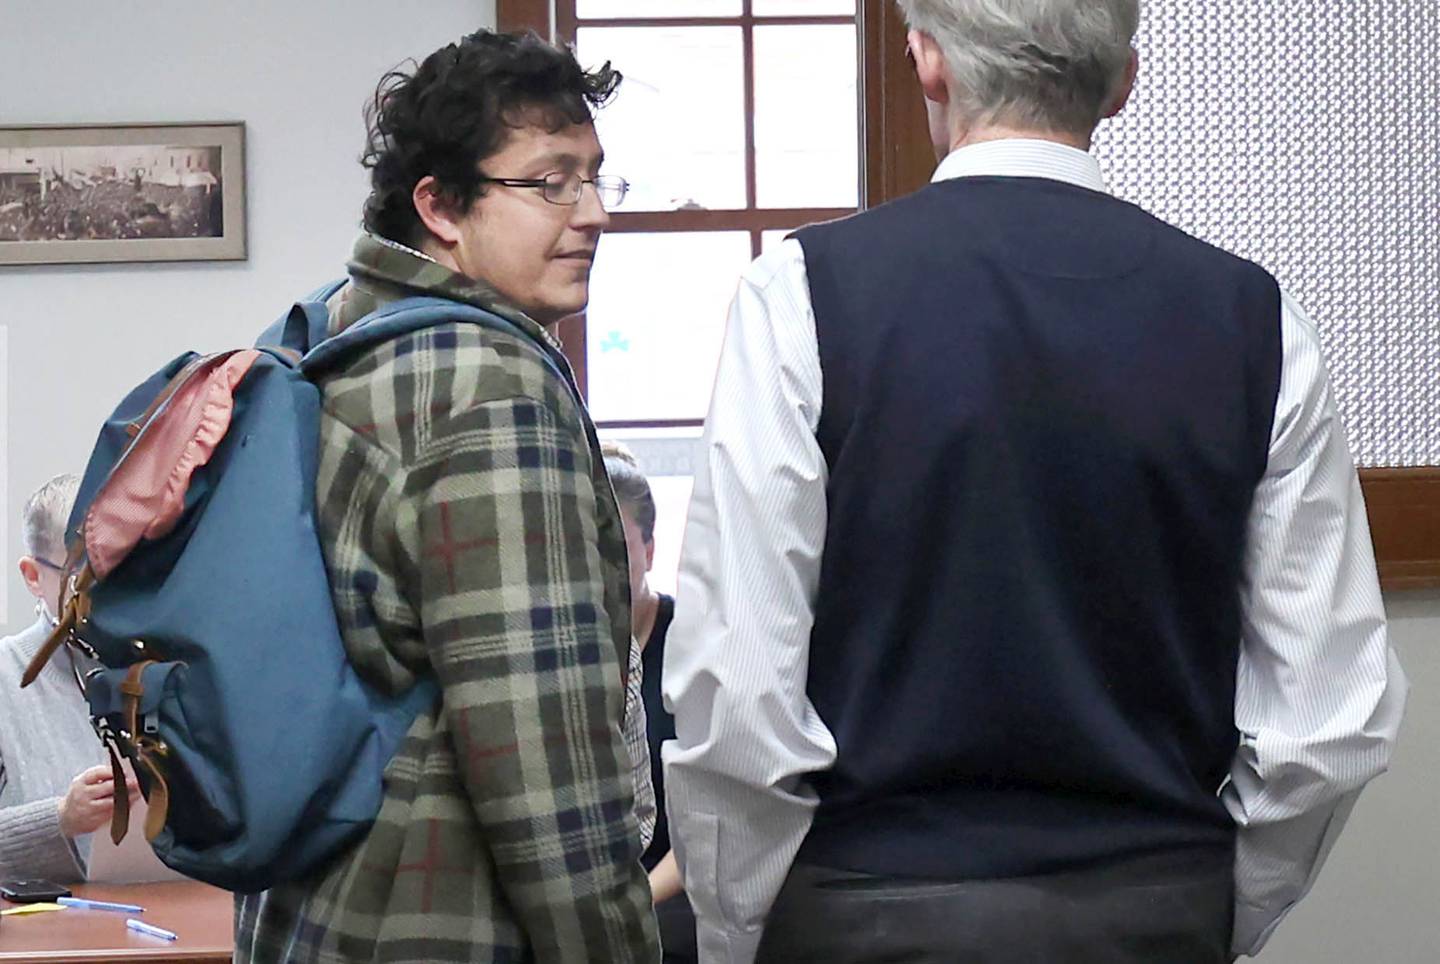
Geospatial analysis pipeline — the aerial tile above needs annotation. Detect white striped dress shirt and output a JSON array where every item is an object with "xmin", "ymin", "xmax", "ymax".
[{"xmin": 662, "ymin": 138, "xmax": 1408, "ymax": 963}]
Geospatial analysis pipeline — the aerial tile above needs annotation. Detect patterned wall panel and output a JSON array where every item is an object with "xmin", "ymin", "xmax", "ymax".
[{"xmin": 1093, "ymin": 1, "xmax": 1439, "ymax": 466}]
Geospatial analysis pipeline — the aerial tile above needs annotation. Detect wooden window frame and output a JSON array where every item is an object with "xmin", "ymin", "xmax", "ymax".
[
  {"xmin": 499, "ymin": 0, "xmax": 1440, "ymax": 589},
  {"xmin": 505, "ymin": 0, "xmax": 861, "ymax": 428}
]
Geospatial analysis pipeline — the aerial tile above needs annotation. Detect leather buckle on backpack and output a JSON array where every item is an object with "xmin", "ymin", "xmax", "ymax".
[
  {"xmin": 134, "ymin": 737, "xmax": 171, "ymax": 842},
  {"xmin": 120, "ymin": 661, "xmax": 157, "ymax": 746},
  {"xmin": 22, "ymin": 562, "xmax": 98, "ymax": 689},
  {"xmin": 89, "ymin": 718, "xmax": 132, "ymax": 846},
  {"xmin": 118, "ymin": 661, "xmax": 172, "ymax": 842}
]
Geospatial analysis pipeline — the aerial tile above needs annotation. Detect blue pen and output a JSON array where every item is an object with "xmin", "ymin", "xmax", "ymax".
[
  {"xmin": 126, "ymin": 918, "xmax": 178, "ymax": 941},
  {"xmin": 56, "ymin": 897, "xmax": 145, "ymax": 914}
]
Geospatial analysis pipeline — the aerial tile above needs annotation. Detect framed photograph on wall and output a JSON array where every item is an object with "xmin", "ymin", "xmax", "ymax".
[{"xmin": 0, "ymin": 122, "xmax": 245, "ymax": 265}]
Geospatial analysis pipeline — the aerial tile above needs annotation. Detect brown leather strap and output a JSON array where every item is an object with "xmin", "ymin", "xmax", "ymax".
[
  {"xmin": 135, "ymin": 747, "xmax": 170, "ymax": 842},
  {"xmin": 54, "ymin": 554, "xmax": 92, "ymax": 634},
  {"xmin": 120, "ymin": 660, "xmax": 156, "ymax": 741},
  {"xmin": 124, "ymin": 352, "xmax": 230, "ymax": 437},
  {"xmin": 117, "ymin": 660, "xmax": 172, "ymax": 840},
  {"xmin": 62, "ymin": 530, "xmax": 86, "ymax": 573},
  {"xmin": 106, "ymin": 740, "xmax": 130, "ymax": 845},
  {"xmin": 19, "ymin": 563, "xmax": 92, "ymax": 688},
  {"xmin": 20, "ymin": 609, "xmax": 76, "ymax": 688}
]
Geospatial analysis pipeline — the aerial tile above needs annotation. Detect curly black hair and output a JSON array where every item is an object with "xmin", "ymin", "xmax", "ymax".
[{"xmin": 361, "ymin": 30, "xmax": 620, "ymax": 246}]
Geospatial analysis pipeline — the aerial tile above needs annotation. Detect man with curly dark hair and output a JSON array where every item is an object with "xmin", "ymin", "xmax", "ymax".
[{"xmin": 235, "ymin": 29, "xmax": 660, "ymax": 964}]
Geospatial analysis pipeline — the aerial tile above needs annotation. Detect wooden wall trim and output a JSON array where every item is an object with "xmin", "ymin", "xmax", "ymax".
[
  {"xmin": 496, "ymin": 0, "xmax": 551, "ymax": 36},
  {"xmin": 1360, "ymin": 469, "xmax": 1440, "ymax": 591},
  {"xmin": 860, "ymin": 0, "xmax": 935, "ymax": 207}
]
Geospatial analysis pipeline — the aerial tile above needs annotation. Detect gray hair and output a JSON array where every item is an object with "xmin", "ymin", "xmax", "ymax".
[
  {"xmin": 22, "ymin": 473, "xmax": 80, "ymax": 563},
  {"xmin": 895, "ymin": 0, "xmax": 1139, "ymax": 135},
  {"xmin": 601, "ymin": 442, "xmax": 656, "ymax": 545}
]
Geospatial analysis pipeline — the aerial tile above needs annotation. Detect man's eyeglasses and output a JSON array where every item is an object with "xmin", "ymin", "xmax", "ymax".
[
  {"xmin": 34, "ymin": 557, "xmax": 65, "ymax": 572},
  {"xmin": 479, "ymin": 171, "xmax": 629, "ymax": 209}
]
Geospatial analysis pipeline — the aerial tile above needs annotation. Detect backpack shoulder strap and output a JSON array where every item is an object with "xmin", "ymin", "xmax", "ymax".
[
  {"xmin": 254, "ymin": 279, "xmax": 348, "ymax": 355},
  {"xmin": 299, "ymin": 296, "xmax": 576, "ymax": 405}
]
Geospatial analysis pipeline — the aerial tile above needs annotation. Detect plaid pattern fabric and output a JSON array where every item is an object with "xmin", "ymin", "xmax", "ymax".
[
  {"xmin": 235, "ymin": 236, "xmax": 658, "ymax": 963},
  {"xmin": 623, "ymin": 631, "xmax": 654, "ymax": 851}
]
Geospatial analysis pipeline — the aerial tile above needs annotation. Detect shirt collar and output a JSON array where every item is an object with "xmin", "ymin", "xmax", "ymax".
[
  {"xmin": 339, "ymin": 234, "xmax": 553, "ymax": 346},
  {"xmin": 931, "ymin": 138, "xmax": 1108, "ymax": 194}
]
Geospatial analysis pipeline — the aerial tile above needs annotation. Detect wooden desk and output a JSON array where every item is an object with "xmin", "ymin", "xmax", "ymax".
[{"xmin": 0, "ymin": 880, "xmax": 232, "ymax": 963}]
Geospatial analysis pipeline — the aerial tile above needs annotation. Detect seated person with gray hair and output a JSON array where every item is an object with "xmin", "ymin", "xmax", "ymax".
[{"xmin": 0, "ymin": 473, "xmax": 138, "ymax": 881}]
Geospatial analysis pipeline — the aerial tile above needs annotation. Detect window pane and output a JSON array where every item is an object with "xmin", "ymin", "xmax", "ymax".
[
  {"xmin": 753, "ymin": 0, "xmax": 855, "ymax": 14},
  {"xmin": 578, "ymin": 27, "xmax": 747, "ymax": 211},
  {"xmin": 754, "ymin": 25, "xmax": 860, "ymax": 208},
  {"xmin": 586, "ymin": 232, "xmax": 752, "ymax": 422},
  {"xmin": 578, "ymin": 0, "xmax": 741, "ymax": 16},
  {"xmin": 762, "ymin": 229, "xmax": 792, "ymax": 253},
  {"xmin": 764, "ymin": 221, "xmax": 838, "ymax": 252}
]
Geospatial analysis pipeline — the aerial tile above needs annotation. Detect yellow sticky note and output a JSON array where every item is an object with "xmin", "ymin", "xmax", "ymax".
[{"xmin": 0, "ymin": 902, "xmax": 66, "ymax": 916}]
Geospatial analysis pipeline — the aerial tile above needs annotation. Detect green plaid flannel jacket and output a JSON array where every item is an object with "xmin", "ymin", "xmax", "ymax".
[{"xmin": 234, "ymin": 236, "xmax": 659, "ymax": 963}]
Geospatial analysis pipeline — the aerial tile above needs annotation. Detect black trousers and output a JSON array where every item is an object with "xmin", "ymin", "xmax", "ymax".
[
  {"xmin": 756, "ymin": 851, "xmax": 1234, "ymax": 964},
  {"xmin": 657, "ymin": 893, "xmax": 698, "ymax": 962}
]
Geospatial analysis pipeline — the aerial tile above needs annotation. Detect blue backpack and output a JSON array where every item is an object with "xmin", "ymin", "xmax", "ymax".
[{"xmin": 20, "ymin": 283, "xmax": 567, "ymax": 893}]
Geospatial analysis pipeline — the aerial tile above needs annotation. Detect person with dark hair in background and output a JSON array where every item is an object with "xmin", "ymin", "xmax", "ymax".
[
  {"xmin": 234, "ymin": 30, "xmax": 658, "ymax": 964},
  {"xmin": 602, "ymin": 442, "xmax": 698, "ymax": 963}
]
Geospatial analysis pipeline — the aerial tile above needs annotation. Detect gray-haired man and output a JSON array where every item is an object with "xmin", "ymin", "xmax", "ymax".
[{"xmin": 662, "ymin": 1, "xmax": 1408, "ymax": 962}]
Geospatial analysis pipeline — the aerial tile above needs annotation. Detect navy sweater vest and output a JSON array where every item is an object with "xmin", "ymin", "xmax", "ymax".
[{"xmin": 793, "ymin": 176, "xmax": 1282, "ymax": 880}]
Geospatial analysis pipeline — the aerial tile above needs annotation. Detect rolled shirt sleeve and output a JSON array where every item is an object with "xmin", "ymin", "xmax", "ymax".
[
  {"xmin": 663, "ymin": 241, "xmax": 837, "ymax": 963},
  {"xmin": 1225, "ymin": 293, "xmax": 1408, "ymax": 956}
]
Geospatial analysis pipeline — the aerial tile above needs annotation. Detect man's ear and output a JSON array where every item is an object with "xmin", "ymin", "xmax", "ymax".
[
  {"xmin": 909, "ymin": 30, "xmax": 951, "ymax": 108},
  {"xmin": 1102, "ymin": 48, "xmax": 1139, "ymax": 119},
  {"xmin": 17, "ymin": 557, "xmax": 43, "ymax": 601},
  {"xmin": 412, "ymin": 176, "xmax": 465, "ymax": 245},
  {"xmin": 644, "ymin": 538, "xmax": 656, "ymax": 572}
]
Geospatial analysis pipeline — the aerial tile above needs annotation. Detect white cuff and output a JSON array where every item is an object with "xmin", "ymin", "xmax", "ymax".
[
  {"xmin": 696, "ymin": 917, "xmax": 764, "ymax": 964},
  {"xmin": 1232, "ymin": 899, "xmax": 1291, "ymax": 958}
]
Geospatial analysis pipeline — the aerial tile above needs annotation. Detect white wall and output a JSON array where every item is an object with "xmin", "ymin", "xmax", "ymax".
[
  {"xmin": 1260, "ymin": 591, "xmax": 1440, "ymax": 963},
  {"xmin": 0, "ymin": 0, "xmax": 495, "ymax": 631}
]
